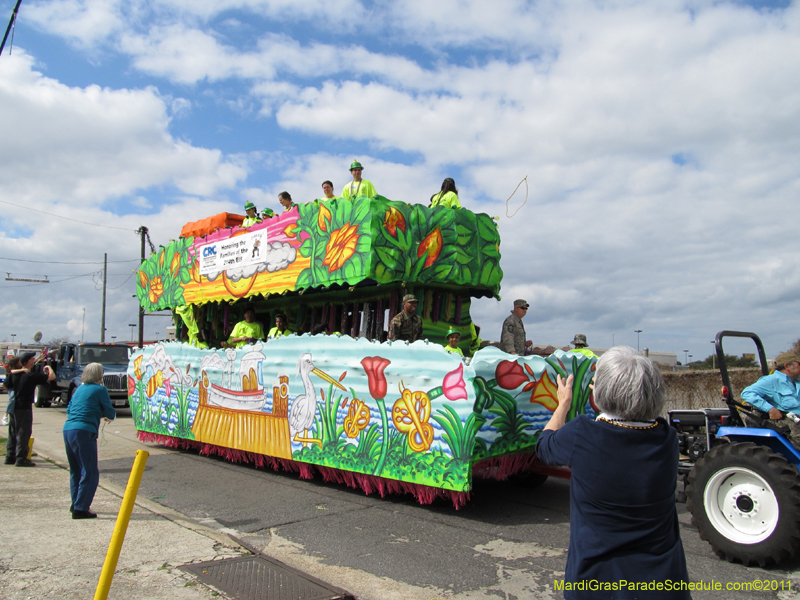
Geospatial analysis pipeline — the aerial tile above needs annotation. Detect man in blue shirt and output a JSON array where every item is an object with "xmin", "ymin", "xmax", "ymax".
[{"xmin": 741, "ymin": 350, "xmax": 800, "ymax": 446}]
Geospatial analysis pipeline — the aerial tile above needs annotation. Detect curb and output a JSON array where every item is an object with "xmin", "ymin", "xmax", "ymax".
[{"xmin": 34, "ymin": 446, "xmax": 249, "ymax": 554}]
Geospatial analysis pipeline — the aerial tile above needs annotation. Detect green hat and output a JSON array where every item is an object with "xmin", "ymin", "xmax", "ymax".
[
  {"xmin": 349, "ymin": 160, "xmax": 364, "ymax": 170},
  {"xmin": 447, "ymin": 327, "xmax": 460, "ymax": 337},
  {"xmin": 244, "ymin": 202, "xmax": 256, "ymax": 211}
]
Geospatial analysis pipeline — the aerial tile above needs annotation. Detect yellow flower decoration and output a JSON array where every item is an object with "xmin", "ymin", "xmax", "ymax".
[
  {"xmin": 170, "ymin": 253, "xmax": 180, "ymax": 278},
  {"xmin": 391, "ymin": 385, "xmax": 434, "ymax": 453},
  {"xmin": 383, "ymin": 207, "xmax": 406, "ymax": 237},
  {"xmin": 343, "ymin": 398, "xmax": 371, "ymax": 438},
  {"xmin": 530, "ymin": 371, "xmax": 559, "ymax": 411},
  {"xmin": 417, "ymin": 227, "xmax": 443, "ymax": 268},
  {"xmin": 133, "ymin": 355, "xmax": 143, "ymax": 380},
  {"xmin": 146, "ymin": 369, "xmax": 164, "ymax": 397},
  {"xmin": 318, "ymin": 203, "xmax": 332, "ymax": 232},
  {"xmin": 148, "ymin": 276, "xmax": 164, "ymax": 304},
  {"xmin": 322, "ymin": 222, "xmax": 359, "ymax": 273}
]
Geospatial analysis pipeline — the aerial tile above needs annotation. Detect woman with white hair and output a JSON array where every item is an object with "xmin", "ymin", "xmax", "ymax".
[
  {"xmin": 537, "ymin": 347, "xmax": 690, "ymax": 598},
  {"xmin": 63, "ymin": 363, "xmax": 116, "ymax": 520}
]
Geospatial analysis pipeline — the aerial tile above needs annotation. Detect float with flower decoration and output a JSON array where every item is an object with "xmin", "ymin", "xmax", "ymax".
[{"xmin": 129, "ymin": 195, "xmax": 597, "ymax": 507}]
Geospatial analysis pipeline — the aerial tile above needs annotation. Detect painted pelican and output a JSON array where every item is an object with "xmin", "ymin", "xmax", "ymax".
[{"xmin": 289, "ymin": 353, "xmax": 347, "ymax": 448}]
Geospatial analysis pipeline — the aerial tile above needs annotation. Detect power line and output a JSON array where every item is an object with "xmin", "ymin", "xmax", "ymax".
[
  {"xmin": 109, "ymin": 272, "xmax": 135, "ymax": 290},
  {"xmin": 0, "ymin": 199, "xmax": 138, "ymax": 232},
  {"xmin": 0, "ymin": 271, "xmax": 97, "ymax": 288},
  {"xmin": 0, "ymin": 255, "xmax": 140, "ymax": 265}
]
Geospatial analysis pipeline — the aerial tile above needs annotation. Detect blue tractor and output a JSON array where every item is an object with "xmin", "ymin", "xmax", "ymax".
[{"xmin": 669, "ymin": 330, "xmax": 800, "ymax": 567}]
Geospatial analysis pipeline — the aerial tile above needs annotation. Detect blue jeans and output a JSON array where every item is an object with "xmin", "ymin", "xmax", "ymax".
[{"xmin": 63, "ymin": 429, "xmax": 99, "ymax": 512}]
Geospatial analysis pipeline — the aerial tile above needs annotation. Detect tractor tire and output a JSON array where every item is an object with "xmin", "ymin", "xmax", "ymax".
[
  {"xmin": 686, "ymin": 441, "xmax": 800, "ymax": 567},
  {"xmin": 33, "ymin": 385, "xmax": 51, "ymax": 408}
]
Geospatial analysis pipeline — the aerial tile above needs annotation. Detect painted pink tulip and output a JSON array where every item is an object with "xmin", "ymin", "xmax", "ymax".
[{"xmin": 442, "ymin": 363, "xmax": 468, "ymax": 401}]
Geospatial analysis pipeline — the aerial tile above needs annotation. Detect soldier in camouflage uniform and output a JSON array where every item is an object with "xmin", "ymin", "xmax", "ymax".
[
  {"xmin": 388, "ymin": 294, "xmax": 422, "ymax": 342},
  {"xmin": 501, "ymin": 299, "xmax": 529, "ymax": 355}
]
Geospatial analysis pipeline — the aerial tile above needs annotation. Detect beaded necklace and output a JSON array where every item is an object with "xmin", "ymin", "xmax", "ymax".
[{"xmin": 597, "ymin": 413, "xmax": 659, "ymax": 430}]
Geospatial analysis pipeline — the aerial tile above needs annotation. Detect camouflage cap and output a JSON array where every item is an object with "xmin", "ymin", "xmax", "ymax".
[
  {"xmin": 402, "ymin": 294, "xmax": 418, "ymax": 303},
  {"xmin": 775, "ymin": 351, "xmax": 800, "ymax": 369},
  {"xmin": 513, "ymin": 299, "xmax": 529, "ymax": 308}
]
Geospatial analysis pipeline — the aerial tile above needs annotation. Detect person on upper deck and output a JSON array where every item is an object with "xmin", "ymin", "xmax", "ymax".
[
  {"xmin": 569, "ymin": 334, "xmax": 597, "ymax": 358},
  {"xmin": 430, "ymin": 178, "xmax": 462, "ymax": 209},
  {"xmin": 341, "ymin": 160, "xmax": 377, "ymax": 200},
  {"xmin": 278, "ymin": 192, "xmax": 296, "ymax": 212},
  {"xmin": 501, "ymin": 299, "xmax": 531, "ymax": 355},
  {"xmin": 268, "ymin": 313, "xmax": 291, "ymax": 338},
  {"xmin": 227, "ymin": 308, "xmax": 265, "ymax": 348},
  {"xmin": 320, "ymin": 181, "xmax": 337, "ymax": 201},
  {"xmin": 388, "ymin": 294, "xmax": 422, "ymax": 343},
  {"xmin": 445, "ymin": 327, "xmax": 464, "ymax": 356},
  {"xmin": 242, "ymin": 202, "xmax": 262, "ymax": 227}
]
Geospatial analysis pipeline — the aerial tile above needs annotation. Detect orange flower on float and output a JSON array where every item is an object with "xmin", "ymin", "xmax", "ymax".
[
  {"xmin": 170, "ymin": 253, "xmax": 180, "ymax": 278},
  {"xmin": 530, "ymin": 370, "xmax": 559, "ymax": 411},
  {"xmin": 322, "ymin": 222, "xmax": 359, "ymax": 272},
  {"xmin": 133, "ymin": 355, "xmax": 144, "ymax": 380},
  {"xmin": 148, "ymin": 276, "xmax": 164, "ymax": 304},
  {"xmin": 383, "ymin": 207, "xmax": 406, "ymax": 237},
  {"xmin": 138, "ymin": 270, "xmax": 149, "ymax": 288},
  {"xmin": 417, "ymin": 227, "xmax": 443, "ymax": 268},
  {"xmin": 158, "ymin": 250, "xmax": 165, "ymax": 268},
  {"xmin": 318, "ymin": 203, "xmax": 332, "ymax": 232}
]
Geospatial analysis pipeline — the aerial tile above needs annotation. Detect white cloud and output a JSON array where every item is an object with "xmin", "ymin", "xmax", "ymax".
[
  {"xmin": 0, "ymin": 50, "xmax": 246, "ymax": 205},
  {"xmin": 7, "ymin": 0, "xmax": 800, "ymax": 360}
]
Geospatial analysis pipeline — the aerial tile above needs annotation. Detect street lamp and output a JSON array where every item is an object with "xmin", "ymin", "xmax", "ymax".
[
  {"xmin": 612, "ymin": 333, "xmax": 615, "ymax": 347},
  {"xmin": 634, "ymin": 330, "xmax": 642, "ymax": 351},
  {"xmin": 688, "ymin": 354, "xmax": 693, "ymax": 366},
  {"xmin": 710, "ymin": 340, "xmax": 716, "ymax": 370},
  {"xmin": 129, "ymin": 324, "xmax": 136, "ymax": 342},
  {"xmin": 683, "ymin": 350, "xmax": 689, "ymax": 365},
  {"xmin": 11, "ymin": 334, "xmax": 16, "ymax": 343},
  {"xmin": 111, "ymin": 336, "xmax": 117, "ymax": 342}
]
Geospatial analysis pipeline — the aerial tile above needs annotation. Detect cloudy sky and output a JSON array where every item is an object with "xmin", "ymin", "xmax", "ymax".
[{"xmin": 0, "ymin": 0, "xmax": 797, "ymax": 362}]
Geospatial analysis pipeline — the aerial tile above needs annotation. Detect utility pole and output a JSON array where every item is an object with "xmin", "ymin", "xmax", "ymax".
[
  {"xmin": 136, "ymin": 227, "xmax": 148, "ymax": 349},
  {"xmin": 100, "ymin": 253, "xmax": 107, "ymax": 342},
  {"xmin": 81, "ymin": 308, "xmax": 85, "ymax": 342},
  {"xmin": 0, "ymin": 0, "xmax": 22, "ymax": 57}
]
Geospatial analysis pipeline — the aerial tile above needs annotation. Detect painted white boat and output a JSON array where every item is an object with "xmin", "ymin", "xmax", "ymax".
[{"xmin": 206, "ymin": 383, "xmax": 266, "ymax": 411}]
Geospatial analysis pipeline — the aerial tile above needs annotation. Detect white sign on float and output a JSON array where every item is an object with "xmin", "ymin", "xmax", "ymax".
[{"xmin": 197, "ymin": 229, "xmax": 269, "ymax": 277}]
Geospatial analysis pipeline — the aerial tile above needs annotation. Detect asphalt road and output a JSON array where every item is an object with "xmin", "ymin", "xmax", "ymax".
[{"xmin": 22, "ymin": 400, "xmax": 800, "ymax": 600}]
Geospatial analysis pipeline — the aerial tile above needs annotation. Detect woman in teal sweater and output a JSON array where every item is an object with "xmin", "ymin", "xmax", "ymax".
[{"xmin": 63, "ymin": 363, "xmax": 116, "ymax": 519}]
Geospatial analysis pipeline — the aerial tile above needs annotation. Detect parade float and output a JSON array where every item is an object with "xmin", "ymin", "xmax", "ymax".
[{"xmin": 130, "ymin": 195, "xmax": 597, "ymax": 507}]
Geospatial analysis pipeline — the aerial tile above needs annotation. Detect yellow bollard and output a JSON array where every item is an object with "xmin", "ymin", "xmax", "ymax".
[
  {"xmin": 27, "ymin": 437, "xmax": 34, "ymax": 460},
  {"xmin": 94, "ymin": 449, "xmax": 149, "ymax": 600}
]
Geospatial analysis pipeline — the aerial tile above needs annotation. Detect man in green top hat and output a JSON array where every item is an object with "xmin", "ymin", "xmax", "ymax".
[
  {"xmin": 242, "ymin": 202, "xmax": 261, "ymax": 228},
  {"xmin": 445, "ymin": 327, "xmax": 464, "ymax": 356},
  {"xmin": 388, "ymin": 294, "xmax": 422, "ymax": 343},
  {"xmin": 340, "ymin": 160, "xmax": 377, "ymax": 200}
]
